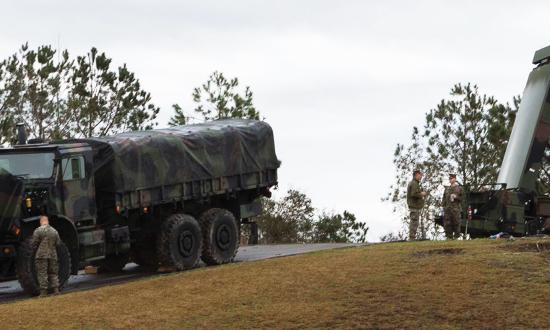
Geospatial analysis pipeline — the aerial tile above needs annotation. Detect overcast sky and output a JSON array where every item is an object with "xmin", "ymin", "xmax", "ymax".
[{"xmin": 2, "ymin": 1, "xmax": 549, "ymax": 240}]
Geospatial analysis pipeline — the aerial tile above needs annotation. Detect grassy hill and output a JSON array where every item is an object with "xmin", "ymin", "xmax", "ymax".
[{"xmin": 1, "ymin": 238, "xmax": 549, "ymax": 329}]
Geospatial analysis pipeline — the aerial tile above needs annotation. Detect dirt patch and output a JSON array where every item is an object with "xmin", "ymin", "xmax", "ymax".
[
  {"xmin": 412, "ymin": 248, "xmax": 464, "ymax": 257},
  {"xmin": 503, "ymin": 240, "xmax": 550, "ymax": 253}
]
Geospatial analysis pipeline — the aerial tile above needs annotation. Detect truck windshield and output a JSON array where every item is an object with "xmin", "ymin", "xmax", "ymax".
[{"xmin": 0, "ymin": 153, "xmax": 55, "ymax": 179}]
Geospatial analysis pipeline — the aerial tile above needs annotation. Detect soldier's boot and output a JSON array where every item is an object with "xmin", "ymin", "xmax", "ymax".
[{"xmin": 38, "ymin": 289, "xmax": 48, "ymax": 298}]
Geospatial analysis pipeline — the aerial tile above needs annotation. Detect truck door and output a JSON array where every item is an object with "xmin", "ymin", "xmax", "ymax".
[{"xmin": 60, "ymin": 155, "xmax": 96, "ymax": 227}]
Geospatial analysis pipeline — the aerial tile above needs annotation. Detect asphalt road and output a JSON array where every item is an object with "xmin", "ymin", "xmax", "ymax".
[{"xmin": 0, "ymin": 243, "xmax": 357, "ymax": 304}]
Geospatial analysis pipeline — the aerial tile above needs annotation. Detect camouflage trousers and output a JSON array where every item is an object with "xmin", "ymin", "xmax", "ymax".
[
  {"xmin": 444, "ymin": 208, "xmax": 461, "ymax": 240},
  {"xmin": 35, "ymin": 258, "xmax": 59, "ymax": 291},
  {"xmin": 409, "ymin": 209, "xmax": 420, "ymax": 241}
]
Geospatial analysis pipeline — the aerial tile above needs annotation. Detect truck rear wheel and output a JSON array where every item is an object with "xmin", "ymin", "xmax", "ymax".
[
  {"xmin": 16, "ymin": 236, "xmax": 71, "ymax": 296},
  {"xmin": 157, "ymin": 214, "xmax": 202, "ymax": 270},
  {"xmin": 200, "ymin": 208, "xmax": 240, "ymax": 265}
]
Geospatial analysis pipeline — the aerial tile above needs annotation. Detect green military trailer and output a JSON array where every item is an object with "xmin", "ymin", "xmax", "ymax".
[
  {"xmin": 448, "ymin": 45, "xmax": 550, "ymax": 238},
  {"xmin": 0, "ymin": 119, "xmax": 279, "ymax": 295}
]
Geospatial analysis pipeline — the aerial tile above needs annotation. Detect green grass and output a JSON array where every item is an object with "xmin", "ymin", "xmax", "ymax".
[{"xmin": 1, "ymin": 238, "xmax": 549, "ymax": 329}]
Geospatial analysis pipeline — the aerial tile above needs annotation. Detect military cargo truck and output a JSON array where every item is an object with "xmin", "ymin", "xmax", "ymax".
[
  {"xmin": 0, "ymin": 119, "xmax": 279, "ymax": 295},
  {"xmin": 448, "ymin": 45, "xmax": 550, "ymax": 237}
]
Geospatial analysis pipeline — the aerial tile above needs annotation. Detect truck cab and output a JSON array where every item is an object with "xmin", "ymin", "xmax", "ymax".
[{"xmin": 0, "ymin": 143, "xmax": 95, "ymax": 288}]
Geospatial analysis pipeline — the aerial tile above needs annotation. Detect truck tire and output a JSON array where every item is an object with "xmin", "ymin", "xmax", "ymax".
[
  {"xmin": 16, "ymin": 236, "xmax": 71, "ymax": 296},
  {"xmin": 200, "ymin": 208, "xmax": 240, "ymax": 265},
  {"xmin": 157, "ymin": 214, "xmax": 202, "ymax": 270},
  {"xmin": 99, "ymin": 253, "xmax": 130, "ymax": 272}
]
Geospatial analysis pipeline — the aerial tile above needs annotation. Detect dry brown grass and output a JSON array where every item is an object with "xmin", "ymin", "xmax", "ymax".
[{"xmin": 1, "ymin": 238, "xmax": 549, "ymax": 329}]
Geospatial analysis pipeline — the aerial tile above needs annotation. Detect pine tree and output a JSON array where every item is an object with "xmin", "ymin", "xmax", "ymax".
[
  {"xmin": 0, "ymin": 43, "xmax": 73, "ymax": 143},
  {"xmin": 0, "ymin": 44, "xmax": 160, "ymax": 143},
  {"xmin": 168, "ymin": 104, "xmax": 186, "ymax": 126},
  {"xmin": 67, "ymin": 47, "xmax": 159, "ymax": 137},
  {"xmin": 424, "ymin": 83, "xmax": 517, "ymax": 191},
  {"xmin": 193, "ymin": 71, "xmax": 259, "ymax": 122},
  {"xmin": 169, "ymin": 71, "xmax": 260, "ymax": 125}
]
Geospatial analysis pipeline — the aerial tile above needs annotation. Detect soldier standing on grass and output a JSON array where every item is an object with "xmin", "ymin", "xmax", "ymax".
[
  {"xmin": 32, "ymin": 215, "xmax": 61, "ymax": 297},
  {"xmin": 442, "ymin": 174, "xmax": 463, "ymax": 240},
  {"xmin": 407, "ymin": 170, "xmax": 427, "ymax": 241}
]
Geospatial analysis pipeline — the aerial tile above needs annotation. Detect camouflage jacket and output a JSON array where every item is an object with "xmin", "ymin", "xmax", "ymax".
[
  {"xmin": 407, "ymin": 179, "xmax": 425, "ymax": 209},
  {"xmin": 32, "ymin": 225, "xmax": 61, "ymax": 259},
  {"xmin": 442, "ymin": 184, "xmax": 463, "ymax": 211}
]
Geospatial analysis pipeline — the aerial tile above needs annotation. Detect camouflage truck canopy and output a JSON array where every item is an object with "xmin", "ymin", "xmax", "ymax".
[{"xmin": 74, "ymin": 119, "xmax": 279, "ymax": 195}]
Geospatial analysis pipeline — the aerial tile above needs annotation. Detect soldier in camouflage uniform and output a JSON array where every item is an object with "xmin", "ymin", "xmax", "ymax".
[
  {"xmin": 442, "ymin": 174, "xmax": 463, "ymax": 239},
  {"xmin": 407, "ymin": 170, "xmax": 427, "ymax": 241},
  {"xmin": 32, "ymin": 215, "xmax": 61, "ymax": 297}
]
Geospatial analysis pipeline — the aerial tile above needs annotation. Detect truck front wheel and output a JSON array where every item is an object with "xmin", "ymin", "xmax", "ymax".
[
  {"xmin": 157, "ymin": 214, "xmax": 202, "ymax": 270},
  {"xmin": 16, "ymin": 236, "xmax": 71, "ymax": 296},
  {"xmin": 200, "ymin": 208, "xmax": 240, "ymax": 265}
]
